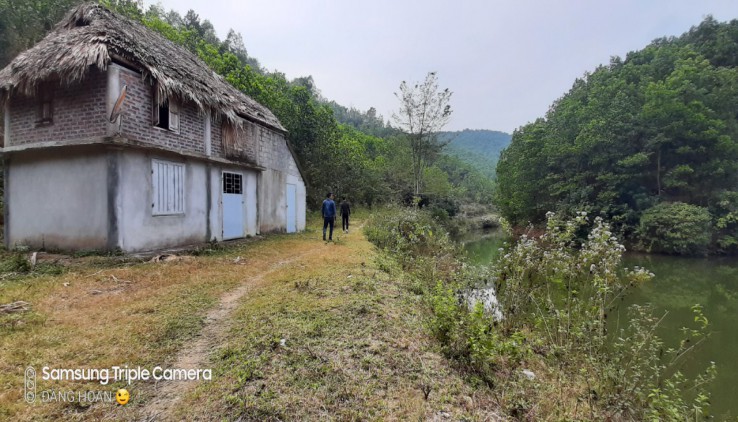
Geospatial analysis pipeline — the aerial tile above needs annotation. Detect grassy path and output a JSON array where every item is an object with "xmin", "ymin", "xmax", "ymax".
[
  {"xmin": 1, "ymin": 217, "xmax": 500, "ymax": 421},
  {"xmin": 138, "ymin": 247, "xmax": 325, "ymax": 420}
]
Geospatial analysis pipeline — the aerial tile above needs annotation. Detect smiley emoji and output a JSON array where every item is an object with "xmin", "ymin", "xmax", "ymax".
[{"xmin": 116, "ymin": 388, "xmax": 130, "ymax": 405}]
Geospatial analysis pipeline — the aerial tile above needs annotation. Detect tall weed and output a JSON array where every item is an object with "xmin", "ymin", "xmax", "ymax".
[{"xmin": 365, "ymin": 209, "xmax": 716, "ymax": 419}]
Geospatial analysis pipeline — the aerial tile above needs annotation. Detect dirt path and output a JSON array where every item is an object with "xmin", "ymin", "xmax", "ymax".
[{"xmin": 138, "ymin": 246, "xmax": 324, "ymax": 421}]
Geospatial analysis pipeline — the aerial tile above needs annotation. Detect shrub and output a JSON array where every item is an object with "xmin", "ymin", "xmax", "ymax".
[
  {"xmin": 637, "ymin": 202, "xmax": 712, "ymax": 255},
  {"xmin": 429, "ymin": 206, "xmax": 450, "ymax": 224},
  {"xmin": 364, "ymin": 207, "xmax": 461, "ymax": 287},
  {"xmin": 430, "ymin": 196, "xmax": 459, "ymax": 218},
  {"xmin": 364, "ymin": 207, "xmax": 456, "ymax": 263},
  {"xmin": 429, "ymin": 281, "xmax": 527, "ymax": 383},
  {"xmin": 0, "ymin": 253, "xmax": 31, "ymax": 273},
  {"xmin": 495, "ymin": 211, "xmax": 714, "ymax": 419},
  {"xmin": 367, "ymin": 208, "xmax": 716, "ymax": 419}
]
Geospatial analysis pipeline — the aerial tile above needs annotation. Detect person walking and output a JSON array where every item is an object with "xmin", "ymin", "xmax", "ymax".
[
  {"xmin": 322, "ymin": 192, "xmax": 336, "ymax": 241},
  {"xmin": 340, "ymin": 197, "xmax": 351, "ymax": 233}
]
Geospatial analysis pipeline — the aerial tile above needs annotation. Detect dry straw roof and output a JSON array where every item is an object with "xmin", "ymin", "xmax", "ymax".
[{"xmin": 0, "ymin": 2, "xmax": 285, "ymax": 132}]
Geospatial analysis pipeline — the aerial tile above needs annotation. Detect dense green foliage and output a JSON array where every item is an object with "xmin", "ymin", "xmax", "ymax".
[
  {"xmin": 0, "ymin": 0, "xmax": 81, "ymax": 67},
  {"xmin": 638, "ymin": 202, "xmax": 713, "ymax": 255},
  {"xmin": 439, "ymin": 129, "xmax": 511, "ymax": 179},
  {"xmin": 366, "ymin": 210, "xmax": 716, "ymax": 419},
  {"xmin": 496, "ymin": 17, "xmax": 738, "ymax": 254},
  {"xmin": 324, "ymin": 102, "xmax": 397, "ymax": 139}
]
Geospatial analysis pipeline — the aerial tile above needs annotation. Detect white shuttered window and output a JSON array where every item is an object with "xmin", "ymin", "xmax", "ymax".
[{"xmin": 152, "ymin": 159, "xmax": 185, "ymax": 215}]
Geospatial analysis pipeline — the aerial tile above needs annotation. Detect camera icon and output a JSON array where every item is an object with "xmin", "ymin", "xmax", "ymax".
[{"xmin": 24, "ymin": 367, "xmax": 36, "ymax": 404}]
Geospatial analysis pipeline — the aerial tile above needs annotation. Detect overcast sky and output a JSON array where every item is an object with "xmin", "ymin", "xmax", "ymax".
[{"xmin": 142, "ymin": 0, "xmax": 738, "ymax": 133}]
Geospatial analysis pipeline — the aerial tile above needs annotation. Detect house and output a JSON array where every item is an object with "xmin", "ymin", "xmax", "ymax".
[{"xmin": 0, "ymin": 3, "xmax": 306, "ymax": 252}]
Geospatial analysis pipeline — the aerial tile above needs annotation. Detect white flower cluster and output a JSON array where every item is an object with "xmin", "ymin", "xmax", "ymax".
[{"xmin": 496, "ymin": 211, "xmax": 654, "ymax": 322}]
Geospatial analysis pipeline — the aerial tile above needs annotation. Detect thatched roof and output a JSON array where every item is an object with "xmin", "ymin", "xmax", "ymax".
[{"xmin": 0, "ymin": 3, "xmax": 285, "ymax": 132}]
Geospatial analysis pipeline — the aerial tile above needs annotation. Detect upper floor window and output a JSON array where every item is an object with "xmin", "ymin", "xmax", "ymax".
[
  {"xmin": 152, "ymin": 87, "xmax": 180, "ymax": 133},
  {"xmin": 36, "ymin": 82, "xmax": 54, "ymax": 126},
  {"xmin": 222, "ymin": 120, "xmax": 259, "ymax": 162}
]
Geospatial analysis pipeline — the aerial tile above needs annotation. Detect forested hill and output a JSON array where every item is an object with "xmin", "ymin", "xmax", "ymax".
[
  {"xmin": 495, "ymin": 16, "xmax": 738, "ymax": 255},
  {"xmin": 323, "ymin": 103, "xmax": 512, "ymax": 180},
  {"xmin": 439, "ymin": 130, "xmax": 511, "ymax": 179}
]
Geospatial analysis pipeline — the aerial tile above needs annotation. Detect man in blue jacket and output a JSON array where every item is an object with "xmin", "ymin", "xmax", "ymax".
[{"xmin": 322, "ymin": 192, "xmax": 336, "ymax": 241}]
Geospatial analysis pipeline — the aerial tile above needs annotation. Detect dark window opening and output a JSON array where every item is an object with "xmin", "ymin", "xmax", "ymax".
[
  {"xmin": 152, "ymin": 87, "xmax": 180, "ymax": 132},
  {"xmin": 223, "ymin": 172, "xmax": 243, "ymax": 194},
  {"xmin": 155, "ymin": 100, "xmax": 170, "ymax": 129}
]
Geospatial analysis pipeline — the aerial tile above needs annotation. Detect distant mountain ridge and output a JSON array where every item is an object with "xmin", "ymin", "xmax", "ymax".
[{"xmin": 439, "ymin": 129, "xmax": 512, "ymax": 179}]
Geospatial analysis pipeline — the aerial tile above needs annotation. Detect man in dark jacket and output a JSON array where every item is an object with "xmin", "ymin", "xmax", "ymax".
[
  {"xmin": 340, "ymin": 197, "xmax": 351, "ymax": 233},
  {"xmin": 322, "ymin": 192, "xmax": 336, "ymax": 241}
]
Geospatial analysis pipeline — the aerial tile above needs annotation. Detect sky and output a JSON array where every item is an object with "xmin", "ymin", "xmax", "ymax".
[{"xmin": 142, "ymin": 0, "xmax": 738, "ymax": 133}]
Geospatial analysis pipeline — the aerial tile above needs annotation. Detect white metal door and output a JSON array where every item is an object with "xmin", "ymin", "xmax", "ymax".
[
  {"xmin": 223, "ymin": 172, "xmax": 244, "ymax": 240},
  {"xmin": 286, "ymin": 183, "xmax": 297, "ymax": 233}
]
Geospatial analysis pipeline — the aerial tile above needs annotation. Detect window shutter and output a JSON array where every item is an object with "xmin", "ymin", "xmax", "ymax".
[
  {"xmin": 152, "ymin": 159, "xmax": 185, "ymax": 215},
  {"xmin": 169, "ymin": 99, "xmax": 180, "ymax": 132},
  {"xmin": 41, "ymin": 101, "xmax": 52, "ymax": 121},
  {"xmin": 152, "ymin": 88, "xmax": 161, "ymax": 126}
]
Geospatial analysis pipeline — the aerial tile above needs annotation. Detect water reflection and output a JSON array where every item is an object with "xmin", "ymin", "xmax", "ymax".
[
  {"xmin": 462, "ymin": 229, "xmax": 507, "ymax": 264},
  {"xmin": 619, "ymin": 254, "xmax": 738, "ymax": 419}
]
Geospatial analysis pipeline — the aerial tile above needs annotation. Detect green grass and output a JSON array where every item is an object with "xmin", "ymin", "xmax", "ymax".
[{"xmin": 171, "ymin": 219, "xmax": 500, "ymax": 420}]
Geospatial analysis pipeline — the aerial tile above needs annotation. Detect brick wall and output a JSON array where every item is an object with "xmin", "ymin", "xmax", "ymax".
[
  {"xmin": 258, "ymin": 130, "xmax": 301, "ymax": 180},
  {"xmin": 211, "ymin": 115, "xmax": 224, "ymax": 158},
  {"xmin": 5, "ymin": 64, "xmax": 301, "ymax": 183},
  {"xmin": 240, "ymin": 121, "xmax": 258, "ymax": 162},
  {"xmin": 8, "ymin": 69, "xmax": 107, "ymax": 146},
  {"xmin": 257, "ymin": 129, "xmax": 272, "ymax": 169},
  {"xmin": 119, "ymin": 67, "xmax": 205, "ymax": 155}
]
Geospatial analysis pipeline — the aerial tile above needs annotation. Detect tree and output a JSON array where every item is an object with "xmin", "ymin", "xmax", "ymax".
[
  {"xmin": 0, "ymin": 0, "xmax": 84, "ymax": 68},
  {"xmin": 222, "ymin": 29, "xmax": 261, "ymax": 71},
  {"xmin": 392, "ymin": 72, "xmax": 452, "ymax": 196},
  {"xmin": 494, "ymin": 17, "xmax": 738, "ymax": 254}
]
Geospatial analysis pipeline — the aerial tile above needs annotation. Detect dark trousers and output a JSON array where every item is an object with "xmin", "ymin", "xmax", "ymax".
[
  {"xmin": 342, "ymin": 214, "xmax": 350, "ymax": 231},
  {"xmin": 323, "ymin": 217, "xmax": 334, "ymax": 240}
]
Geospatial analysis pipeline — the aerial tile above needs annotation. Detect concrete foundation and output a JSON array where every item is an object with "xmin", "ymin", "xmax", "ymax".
[
  {"xmin": 5, "ymin": 144, "xmax": 306, "ymax": 252},
  {"xmin": 6, "ymin": 147, "xmax": 110, "ymax": 250}
]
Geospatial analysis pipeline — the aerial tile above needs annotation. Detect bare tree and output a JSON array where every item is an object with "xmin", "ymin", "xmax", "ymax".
[{"xmin": 392, "ymin": 72, "xmax": 452, "ymax": 196}]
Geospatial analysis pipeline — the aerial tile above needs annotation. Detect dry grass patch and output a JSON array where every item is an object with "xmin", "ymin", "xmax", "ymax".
[{"xmin": 0, "ymin": 232, "xmax": 323, "ymax": 421}]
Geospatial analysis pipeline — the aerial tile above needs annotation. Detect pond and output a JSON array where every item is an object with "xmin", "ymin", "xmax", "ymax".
[{"xmin": 464, "ymin": 231, "xmax": 738, "ymax": 419}]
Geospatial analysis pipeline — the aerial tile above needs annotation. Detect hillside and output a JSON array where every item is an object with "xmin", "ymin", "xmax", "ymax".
[
  {"xmin": 439, "ymin": 130, "xmax": 511, "ymax": 179},
  {"xmin": 495, "ymin": 16, "xmax": 738, "ymax": 255}
]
